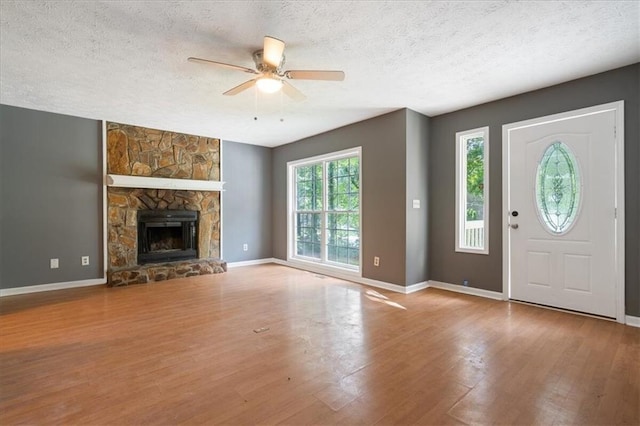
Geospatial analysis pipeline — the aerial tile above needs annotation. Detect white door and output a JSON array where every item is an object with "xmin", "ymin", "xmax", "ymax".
[{"xmin": 504, "ymin": 103, "xmax": 623, "ymax": 319}]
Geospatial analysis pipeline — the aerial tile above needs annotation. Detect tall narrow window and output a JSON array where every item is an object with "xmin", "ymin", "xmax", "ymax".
[
  {"xmin": 288, "ymin": 148, "xmax": 361, "ymax": 273},
  {"xmin": 455, "ymin": 127, "xmax": 489, "ymax": 254}
]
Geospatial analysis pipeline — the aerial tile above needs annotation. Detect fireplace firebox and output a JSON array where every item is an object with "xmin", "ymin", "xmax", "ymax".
[{"xmin": 137, "ymin": 210, "xmax": 198, "ymax": 264}]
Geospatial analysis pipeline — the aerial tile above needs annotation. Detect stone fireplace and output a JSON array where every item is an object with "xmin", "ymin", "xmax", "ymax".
[{"xmin": 106, "ymin": 122, "xmax": 226, "ymax": 286}]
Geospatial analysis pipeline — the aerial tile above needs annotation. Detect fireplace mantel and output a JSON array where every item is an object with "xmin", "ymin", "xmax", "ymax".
[{"xmin": 106, "ymin": 174, "xmax": 225, "ymax": 191}]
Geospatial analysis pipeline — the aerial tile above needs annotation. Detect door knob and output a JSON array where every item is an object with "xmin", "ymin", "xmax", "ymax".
[{"xmin": 509, "ymin": 224, "xmax": 519, "ymax": 229}]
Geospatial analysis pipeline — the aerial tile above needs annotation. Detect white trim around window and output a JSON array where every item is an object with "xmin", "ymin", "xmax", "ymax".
[
  {"xmin": 287, "ymin": 147, "xmax": 362, "ymax": 276},
  {"xmin": 455, "ymin": 126, "xmax": 489, "ymax": 254}
]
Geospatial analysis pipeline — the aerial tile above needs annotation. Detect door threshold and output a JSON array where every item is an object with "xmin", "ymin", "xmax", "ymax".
[{"xmin": 509, "ymin": 299, "xmax": 616, "ymax": 322}]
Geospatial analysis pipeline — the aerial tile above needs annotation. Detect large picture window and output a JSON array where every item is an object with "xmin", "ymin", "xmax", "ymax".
[
  {"xmin": 288, "ymin": 148, "xmax": 361, "ymax": 273},
  {"xmin": 455, "ymin": 127, "xmax": 489, "ymax": 254}
]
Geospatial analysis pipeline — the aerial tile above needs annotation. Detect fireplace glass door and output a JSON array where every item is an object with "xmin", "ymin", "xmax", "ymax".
[{"xmin": 137, "ymin": 210, "xmax": 198, "ymax": 264}]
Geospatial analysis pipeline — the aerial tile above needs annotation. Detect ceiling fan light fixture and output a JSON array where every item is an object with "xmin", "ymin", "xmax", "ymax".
[
  {"xmin": 188, "ymin": 35, "xmax": 344, "ymax": 101},
  {"xmin": 256, "ymin": 76, "xmax": 283, "ymax": 93}
]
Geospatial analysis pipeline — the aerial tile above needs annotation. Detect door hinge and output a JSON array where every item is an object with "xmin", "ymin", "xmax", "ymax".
[{"xmin": 615, "ymin": 208, "xmax": 617, "ymax": 219}]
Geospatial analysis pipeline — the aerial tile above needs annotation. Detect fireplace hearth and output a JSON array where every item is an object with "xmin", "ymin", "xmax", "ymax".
[{"xmin": 137, "ymin": 210, "xmax": 198, "ymax": 264}]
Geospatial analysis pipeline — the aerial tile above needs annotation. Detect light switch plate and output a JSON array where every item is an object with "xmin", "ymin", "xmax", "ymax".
[{"xmin": 412, "ymin": 199, "xmax": 420, "ymax": 209}]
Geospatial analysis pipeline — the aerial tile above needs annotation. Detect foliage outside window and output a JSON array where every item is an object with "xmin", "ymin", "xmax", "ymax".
[
  {"xmin": 455, "ymin": 127, "xmax": 489, "ymax": 254},
  {"xmin": 289, "ymin": 148, "xmax": 361, "ymax": 272}
]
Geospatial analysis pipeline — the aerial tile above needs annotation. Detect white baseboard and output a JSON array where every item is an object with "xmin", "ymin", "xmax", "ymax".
[
  {"xmin": 271, "ymin": 258, "xmax": 428, "ymax": 294},
  {"xmin": 273, "ymin": 260, "xmax": 502, "ymax": 299},
  {"xmin": 226, "ymin": 258, "xmax": 277, "ymax": 268},
  {"xmin": 357, "ymin": 276, "xmax": 422, "ymax": 294},
  {"xmin": 626, "ymin": 315, "xmax": 640, "ymax": 328},
  {"xmin": 405, "ymin": 281, "xmax": 430, "ymax": 294},
  {"xmin": 270, "ymin": 258, "xmax": 287, "ymax": 266},
  {"xmin": 0, "ymin": 278, "xmax": 106, "ymax": 297},
  {"xmin": 427, "ymin": 280, "xmax": 505, "ymax": 300}
]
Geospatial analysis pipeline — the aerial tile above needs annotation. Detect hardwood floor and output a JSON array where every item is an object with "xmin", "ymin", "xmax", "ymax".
[{"xmin": 1, "ymin": 264, "xmax": 638, "ymax": 425}]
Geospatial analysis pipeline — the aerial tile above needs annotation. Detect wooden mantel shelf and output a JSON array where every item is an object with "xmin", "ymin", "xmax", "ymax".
[{"xmin": 106, "ymin": 174, "xmax": 225, "ymax": 191}]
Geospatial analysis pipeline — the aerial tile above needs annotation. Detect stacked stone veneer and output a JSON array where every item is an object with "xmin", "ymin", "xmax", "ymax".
[
  {"xmin": 106, "ymin": 122, "xmax": 224, "ymax": 285},
  {"xmin": 107, "ymin": 188, "xmax": 220, "ymax": 267}
]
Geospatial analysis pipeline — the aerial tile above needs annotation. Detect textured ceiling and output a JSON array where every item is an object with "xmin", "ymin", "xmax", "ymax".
[{"xmin": 1, "ymin": 1, "xmax": 638, "ymax": 147}]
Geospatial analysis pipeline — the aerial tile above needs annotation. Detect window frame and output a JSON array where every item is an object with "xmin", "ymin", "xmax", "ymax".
[
  {"xmin": 455, "ymin": 126, "xmax": 490, "ymax": 255},
  {"xmin": 287, "ymin": 147, "xmax": 362, "ymax": 275}
]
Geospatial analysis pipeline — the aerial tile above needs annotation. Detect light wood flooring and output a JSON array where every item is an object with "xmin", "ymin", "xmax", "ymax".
[{"xmin": 1, "ymin": 264, "xmax": 638, "ymax": 425}]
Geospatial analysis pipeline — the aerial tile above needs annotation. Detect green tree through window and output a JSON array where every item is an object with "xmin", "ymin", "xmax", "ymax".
[
  {"xmin": 466, "ymin": 136, "xmax": 484, "ymax": 221},
  {"xmin": 291, "ymin": 151, "xmax": 361, "ymax": 270},
  {"xmin": 326, "ymin": 157, "xmax": 360, "ymax": 266},
  {"xmin": 456, "ymin": 127, "xmax": 489, "ymax": 254}
]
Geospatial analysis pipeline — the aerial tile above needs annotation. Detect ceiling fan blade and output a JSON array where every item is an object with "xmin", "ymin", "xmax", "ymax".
[
  {"xmin": 188, "ymin": 57, "xmax": 258, "ymax": 74},
  {"xmin": 223, "ymin": 79, "xmax": 257, "ymax": 96},
  {"xmin": 281, "ymin": 81, "xmax": 306, "ymax": 102},
  {"xmin": 285, "ymin": 70, "xmax": 345, "ymax": 81},
  {"xmin": 263, "ymin": 36, "xmax": 285, "ymax": 68}
]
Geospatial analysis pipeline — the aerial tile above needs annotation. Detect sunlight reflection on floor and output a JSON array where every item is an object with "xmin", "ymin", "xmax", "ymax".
[{"xmin": 364, "ymin": 290, "xmax": 406, "ymax": 310}]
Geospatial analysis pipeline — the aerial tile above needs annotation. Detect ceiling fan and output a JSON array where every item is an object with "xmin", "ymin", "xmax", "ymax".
[{"xmin": 188, "ymin": 36, "xmax": 345, "ymax": 101}]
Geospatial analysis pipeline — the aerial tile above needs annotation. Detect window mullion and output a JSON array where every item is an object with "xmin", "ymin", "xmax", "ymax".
[
  {"xmin": 321, "ymin": 160, "xmax": 328, "ymax": 263},
  {"xmin": 292, "ymin": 167, "xmax": 298, "ymax": 259},
  {"xmin": 461, "ymin": 148, "xmax": 468, "ymax": 249}
]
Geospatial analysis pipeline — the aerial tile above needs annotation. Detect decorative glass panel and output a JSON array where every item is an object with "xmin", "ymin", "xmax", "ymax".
[{"xmin": 535, "ymin": 142, "xmax": 581, "ymax": 234}]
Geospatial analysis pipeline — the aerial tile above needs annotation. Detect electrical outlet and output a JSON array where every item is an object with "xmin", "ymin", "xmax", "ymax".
[
  {"xmin": 81, "ymin": 256, "xmax": 90, "ymax": 266},
  {"xmin": 50, "ymin": 258, "xmax": 59, "ymax": 269},
  {"xmin": 374, "ymin": 256, "xmax": 380, "ymax": 267},
  {"xmin": 463, "ymin": 279, "xmax": 469, "ymax": 287},
  {"xmin": 243, "ymin": 243, "xmax": 248, "ymax": 251}
]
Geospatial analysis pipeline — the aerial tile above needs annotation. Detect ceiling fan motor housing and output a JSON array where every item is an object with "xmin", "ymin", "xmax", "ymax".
[{"xmin": 253, "ymin": 50, "xmax": 285, "ymax": 74}]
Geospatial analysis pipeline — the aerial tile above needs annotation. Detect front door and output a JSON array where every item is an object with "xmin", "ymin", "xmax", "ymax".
[{"xmin": 504, "ymin": 102, "xmax": 623, "ymax": 318}]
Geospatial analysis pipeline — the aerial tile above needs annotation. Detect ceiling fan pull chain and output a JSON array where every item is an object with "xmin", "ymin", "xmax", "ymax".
[{"xmin": 254, "ymin": 85, "xmax": 259, "ymax": 121}]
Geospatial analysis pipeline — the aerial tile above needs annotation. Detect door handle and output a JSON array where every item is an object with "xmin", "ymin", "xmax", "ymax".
[{"xmin": 509, "ymin": 224, "xmax": 519, "ymax": 229}]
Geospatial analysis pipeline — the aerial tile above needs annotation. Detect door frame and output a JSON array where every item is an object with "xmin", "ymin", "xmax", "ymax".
[{"xmin": 502, "ymin": 101, "xmax": 625, "ymax": 323}]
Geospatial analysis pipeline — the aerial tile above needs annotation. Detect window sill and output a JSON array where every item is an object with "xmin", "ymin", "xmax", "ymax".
[
  {"xmin": 455, "ymin": 248, "xmax": 489, "ymax": 255},
  {"xmin": 287, "ymin": 257, "xmax": 361, "ymax": 277}
]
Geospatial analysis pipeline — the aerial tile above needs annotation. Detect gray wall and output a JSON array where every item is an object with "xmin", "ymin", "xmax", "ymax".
[
  {"xmin": 273, "ymin": 110, "xmax": 409, "ymax": 285},
  {"xmin": 2, "ymin": 64, "xmax": 636, "ymax": 318},
  {"xmin": 429, "ymin": 64, "xmax": 639, "ymax": 316},
  {"xmin": 0, "ymin": 105, "xmax": 103, "ymax": 289},
  {"xmin": 222, "ymin": 140, "xmax": 273, "ymax": 262},
  {"xmin": 405, "ymin": 110, "xmax": 430, "ymax": 285}
]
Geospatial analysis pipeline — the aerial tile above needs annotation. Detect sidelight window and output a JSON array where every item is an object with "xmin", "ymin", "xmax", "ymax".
[{"xmin": 455, "ymin": 127, "xmax": 489, "ymax": 254}]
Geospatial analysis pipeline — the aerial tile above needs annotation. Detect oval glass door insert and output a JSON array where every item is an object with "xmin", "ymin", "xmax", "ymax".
[{"xmin": 535, "ymin": 141, "xmax": 582, "ymax": 234}]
